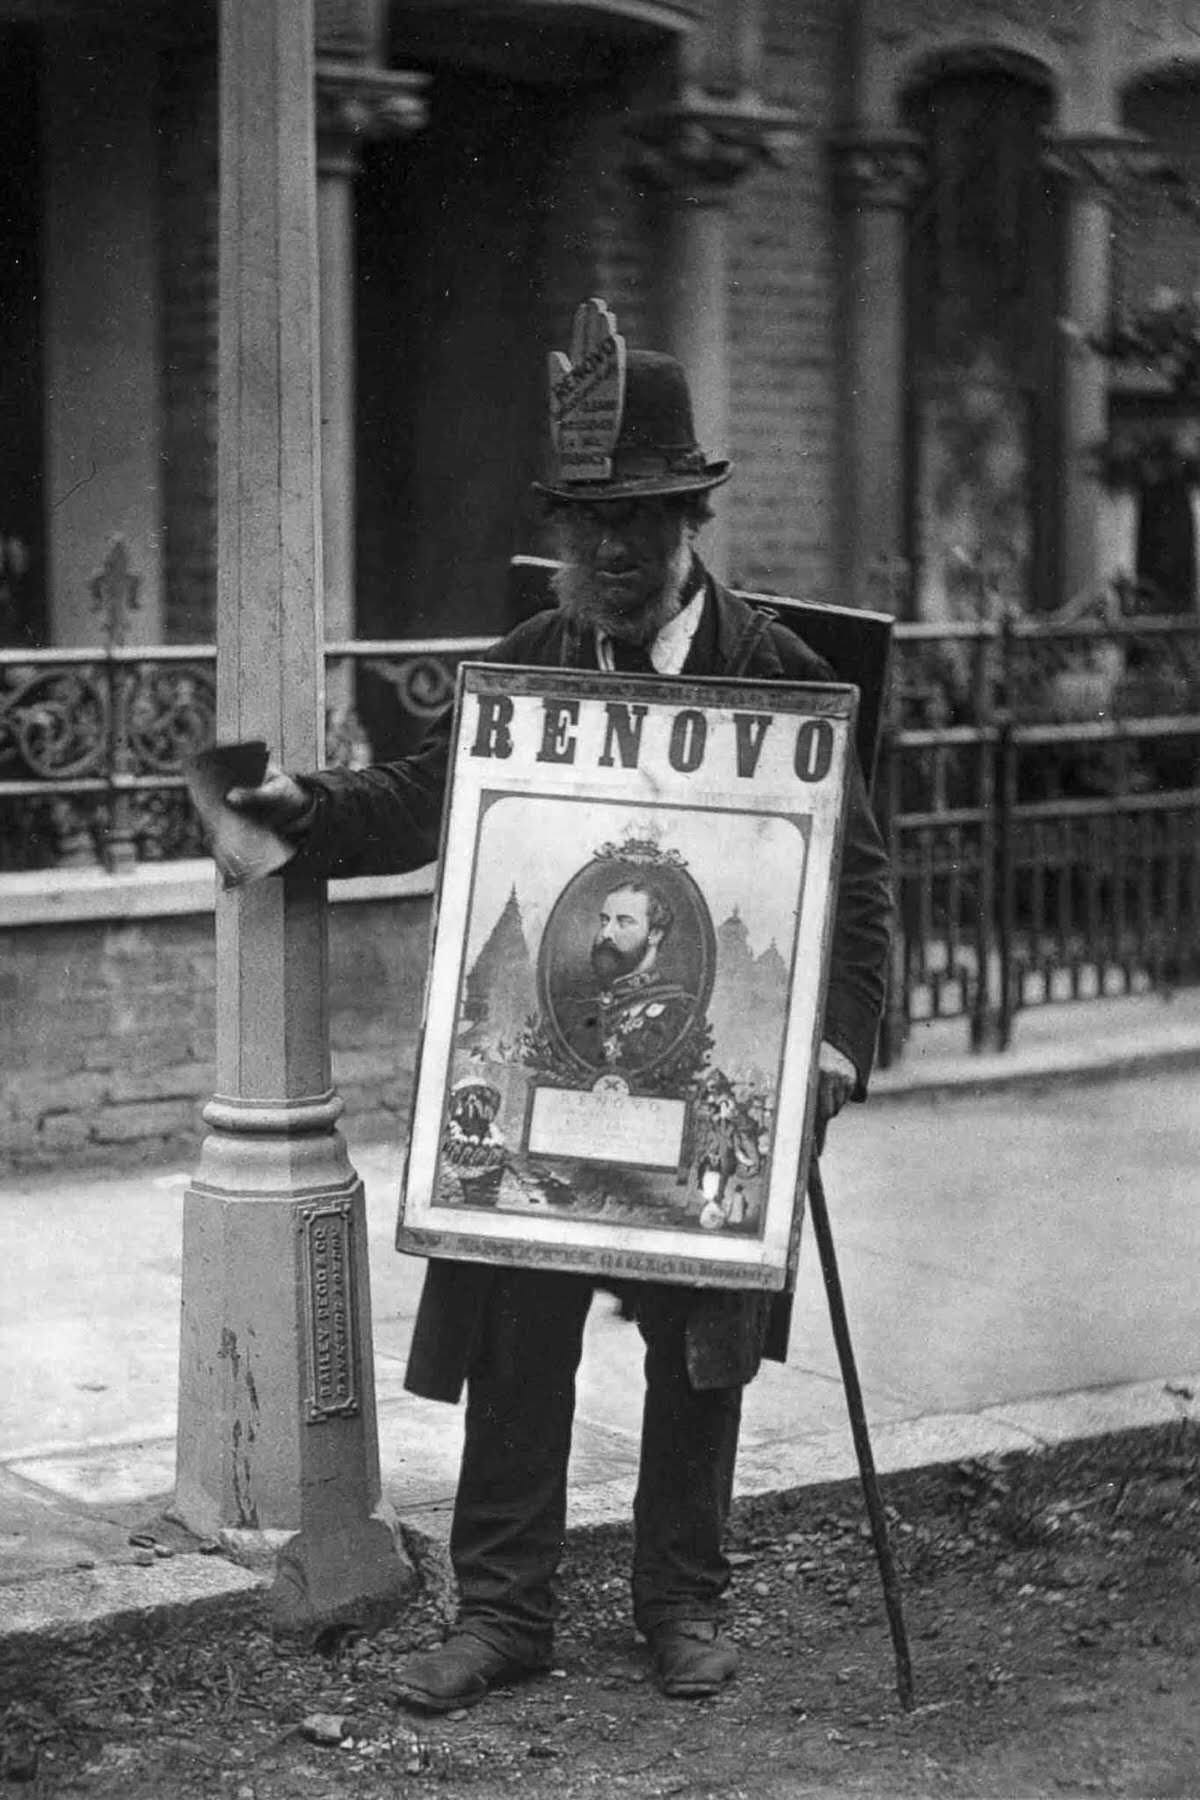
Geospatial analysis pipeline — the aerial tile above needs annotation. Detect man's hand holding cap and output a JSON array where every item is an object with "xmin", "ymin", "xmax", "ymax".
[{"xmin": 226, "ymin": 765, "xmax": 317, "ymax": 839}]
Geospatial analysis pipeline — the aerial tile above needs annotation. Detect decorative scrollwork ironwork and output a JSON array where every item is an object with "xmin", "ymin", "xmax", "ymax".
[
  {"xmin": 2, "ymin": 529, "xmax": 500, "ymax": 870},
  {"xmin": 0, "ymin": 660, "xmax": 218, "ymax": 783},
  {"xmin": 0, "ymin": 665, "xmax": 109, "ymax": 780},
  {"xmin": 130, "ymin": 789, "xmax": 208, "ymax": 863},
  {"xmin": 365, "ymin": 653, "xmax": 459, "ymax": 719},
  {"xmin": 0, "ymin": 635, "xmax": 495, "ymax": 869},
  {"xmin": 125, "ymin": 664, "xmax": 216, "ymax": 774}
]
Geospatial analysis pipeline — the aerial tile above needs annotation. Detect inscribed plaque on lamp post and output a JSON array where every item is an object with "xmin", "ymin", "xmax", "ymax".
[{"xmin": 396, "ymin": 666, "xmax": 857, "ymax": 1292}]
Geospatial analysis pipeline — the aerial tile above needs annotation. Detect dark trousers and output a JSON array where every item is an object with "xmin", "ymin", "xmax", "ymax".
[{"xmin": 449, "ymin": 1266, "xmax": 742, "ymax": 1661}]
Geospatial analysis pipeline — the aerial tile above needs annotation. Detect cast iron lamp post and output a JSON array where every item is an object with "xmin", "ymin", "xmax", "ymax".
[{"xmin": 173, "ymin": 0, "xmax": 413, "ymax": 1631}]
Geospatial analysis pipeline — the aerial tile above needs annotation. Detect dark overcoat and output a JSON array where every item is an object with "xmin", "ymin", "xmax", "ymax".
[{"xmin": 288, "ymin": 575, "xmax": 893, "ymax": 1395}]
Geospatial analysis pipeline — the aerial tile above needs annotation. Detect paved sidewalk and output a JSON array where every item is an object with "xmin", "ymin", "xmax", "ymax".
[{"xmin": 4, "ymin": 989, "xmax": 1200, "ymax": 1638}]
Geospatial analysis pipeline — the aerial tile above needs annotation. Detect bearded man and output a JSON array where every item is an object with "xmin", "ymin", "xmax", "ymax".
[
  {"xmin": 225, "ymin": 316, "xmax": 892, "ymax": 1714},
  {"xmin": 556, "ymin": 876, "xmax": 698, "ymax": 1077}
]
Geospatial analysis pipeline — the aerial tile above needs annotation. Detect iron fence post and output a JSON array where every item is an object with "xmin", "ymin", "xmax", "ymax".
[
  {"xmin": 995, "ymin": 703, "xmax": 1017, "ymax": 1050},
  {"xmin": 90, "ymin": 538, "xmax": 140, "ymax": 873},
  {"xmin": 876, "ymin": 692, "xmax": 908, "ymax": 1068},
  {"xmin": 969, "ymin": 621, "xmax": 1002, "ymax": 1050},
  {"xmin": 991, "ymin": 609, "xmax": 1018, "ymax": 1048},
  {"xmin": 106, "ymin": 663, "xmax": 139, "ymax": 874}
]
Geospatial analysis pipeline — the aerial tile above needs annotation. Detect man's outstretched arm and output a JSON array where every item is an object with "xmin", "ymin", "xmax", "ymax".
[{"xmin": 225, "ymin": 702, "xmax": 454, "ymax": 881}]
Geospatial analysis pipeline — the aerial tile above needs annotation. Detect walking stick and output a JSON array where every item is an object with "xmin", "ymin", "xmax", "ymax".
[{"xmin": 807, "ymin": 1155, "xmax": 915, "ymax": 1711}]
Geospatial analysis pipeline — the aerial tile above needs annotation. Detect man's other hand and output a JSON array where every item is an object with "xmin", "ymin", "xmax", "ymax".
[
  {"xmin": 814, "ymin": 1041, "xmax": 857, "ymax": 1155},
  {"xmin": 225, "ymin": 764, "xmax": 314, "ymax": 836}
]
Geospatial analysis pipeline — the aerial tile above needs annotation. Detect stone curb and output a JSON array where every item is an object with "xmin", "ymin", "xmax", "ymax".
[
  {"xmin": 871, "ymin": 1037, "xmax": 1200, "ymax": 1105},
  {"xmin": 0, "ymin": 1525, "xmax": 453, "ymax": 1682},
  {"xmin": 0, "ymin": 1554, "xmax": 270, "ymax": 1696},
  {"xmin": 1, "ymin": 1554, "xmax": 266, "ymax": 1646},
  {"xmin": 3, "ymin": 1372, "xmax": 1195, "ymax": 1661}
]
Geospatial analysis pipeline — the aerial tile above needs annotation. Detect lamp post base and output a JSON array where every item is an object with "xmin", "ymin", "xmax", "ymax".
[{"xmin": 174, "ymin": 1123, "xmax": 417, "ymax": 1632}]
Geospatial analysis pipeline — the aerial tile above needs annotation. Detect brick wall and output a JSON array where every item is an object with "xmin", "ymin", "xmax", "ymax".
[
  {"xmin": 0, "ymin": 898, "xmax": 431, "ymax": 1170},
  {"xmin": 534, "ymin": 6, "xmax": 845, "ymax": 605}
]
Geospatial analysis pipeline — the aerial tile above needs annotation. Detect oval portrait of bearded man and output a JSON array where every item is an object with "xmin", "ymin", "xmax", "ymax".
[{"xmin": 536, "ymin": 848, "xmax": 717, "ymax": 1093}]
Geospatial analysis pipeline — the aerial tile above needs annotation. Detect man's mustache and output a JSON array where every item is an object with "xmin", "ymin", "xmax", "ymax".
[
  {"xmin": 550, "ymin": 545, "xmax": 691, "ymax": 644},
  {"xmin": 553, "ymin": 564, "xmax": 660, "ymax": 639}
]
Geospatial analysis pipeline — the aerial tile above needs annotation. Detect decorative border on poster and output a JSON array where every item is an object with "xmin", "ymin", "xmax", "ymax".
[{"xmin": 396, "ymin": 664, "xmax": 857, "ymax": 1293}]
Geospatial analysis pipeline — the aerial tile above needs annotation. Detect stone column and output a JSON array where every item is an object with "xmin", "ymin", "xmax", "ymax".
[
  {"xmin": 1044, "ymin": 133, "xmax": 1162, "ymax": 609},
  {"xmin": 174, "ymin": 0, "xmax": 413, "ymax": 1633},
  {"xmin": 627, "ymin": 98, "xmax": 801, "ymax": 581},
  {"xmin": 830, "ymin": 131, "xmax": 925, "ymax": 612},
  {"xmin": 315, "ymin": 64, "xmax": 425, "ymax": 663}
]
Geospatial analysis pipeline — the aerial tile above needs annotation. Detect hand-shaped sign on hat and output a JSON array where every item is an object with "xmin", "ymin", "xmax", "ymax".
[
  {"xmin": 537, "ymin": 297, "xmax": 731, "ymax": 503},
  {"xmin": 547, "ymin": 297, "xmax": 627, "ymax": 484}
]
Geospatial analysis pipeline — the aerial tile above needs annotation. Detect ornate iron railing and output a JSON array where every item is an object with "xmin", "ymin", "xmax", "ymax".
[
  {"xmin": 877, "ymin": 611, "xmax": 1200, "ymax": 1062},
  {"xmin": 0, "ymin": 643, "xmax": 216, "ymax": 869},
  {"xmin": 0, "ymin": 635, "xmax": 493, "ymax": 873},
  {"xmin": 0, "ymin": 540, "xmax": 494, "ymax": 872},
  {"xmin": 4, "ymin": 541, "xmax": 1199, "ymax": 1061}
]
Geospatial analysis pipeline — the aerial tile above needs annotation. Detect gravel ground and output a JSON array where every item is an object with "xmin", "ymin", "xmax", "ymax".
[{"xmin": 3, "ymin": 1419, "xmax": 1199, "ymax": 1799}]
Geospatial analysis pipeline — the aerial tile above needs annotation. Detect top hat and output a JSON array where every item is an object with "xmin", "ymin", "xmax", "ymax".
[{"xmin": 534, "ymin": 300, "xmax": 731, "ymax": 504}]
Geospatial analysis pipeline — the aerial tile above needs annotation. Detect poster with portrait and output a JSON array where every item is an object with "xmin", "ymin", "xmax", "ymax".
[{"xmin": 396, "ymin": 666, "xmax": 858, "ymax": 1291}]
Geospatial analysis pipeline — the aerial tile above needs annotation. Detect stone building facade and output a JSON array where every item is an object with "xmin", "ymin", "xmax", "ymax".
[{"xmin": 5, "ymin": 0, "xmax": 1200, "ymax": 650}]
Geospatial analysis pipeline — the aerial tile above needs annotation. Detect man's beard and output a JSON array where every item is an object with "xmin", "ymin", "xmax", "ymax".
[
  {"xmin": 591, "ymin": 939, "xmax": 646, "ymax": 983},
  {"xmin": 551, "ymin": 536, "xmax": 693, "ymax": 645}
]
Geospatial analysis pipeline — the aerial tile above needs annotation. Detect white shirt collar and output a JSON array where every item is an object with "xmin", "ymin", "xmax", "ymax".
[{"xmin": 596, "ymin": 582, "xmax": 707, "ymax": 677}]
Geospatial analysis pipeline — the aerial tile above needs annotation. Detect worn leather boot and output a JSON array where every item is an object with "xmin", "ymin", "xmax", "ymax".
[
  {"xmin": 392, "ymin": 1632, "xmax": 548, "ymax": 1714},
  {"xmin": 648, "ymin": 1619, "xmax": 739, "ymax": 1698}
]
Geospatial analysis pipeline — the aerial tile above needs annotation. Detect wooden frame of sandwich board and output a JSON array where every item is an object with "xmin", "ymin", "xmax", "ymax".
[{"xmin": 396, "ymin": 664, "xmax": 857, "ymax": 1293}]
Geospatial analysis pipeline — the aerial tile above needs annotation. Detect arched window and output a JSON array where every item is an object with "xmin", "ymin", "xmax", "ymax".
[{"xmin": 903, "ymin": 65, "xmax": 1059, "ymax": 620}]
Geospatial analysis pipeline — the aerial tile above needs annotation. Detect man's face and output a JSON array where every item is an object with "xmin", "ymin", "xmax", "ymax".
[
  {"xmin": 591, "ymin": 885, "xmax": 657, "ymax": 983},
  {"xmin": 551, "ymin": 498, "xmax": 693, "ymax": 644}
]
